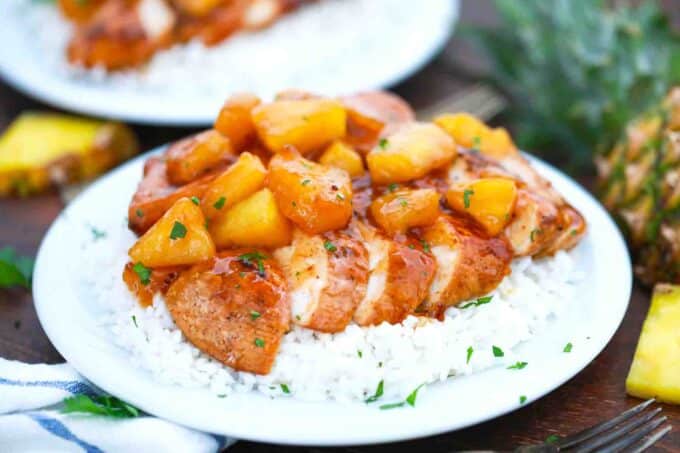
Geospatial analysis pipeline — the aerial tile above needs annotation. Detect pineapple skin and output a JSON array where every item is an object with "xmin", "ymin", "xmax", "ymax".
[
  {"xmin": 626, "ymin": 283, "xmax": 680, "ymax": 404},
  {"xmin": 597, "ymin": 88, "xmax": 680, "ymax": 285}
]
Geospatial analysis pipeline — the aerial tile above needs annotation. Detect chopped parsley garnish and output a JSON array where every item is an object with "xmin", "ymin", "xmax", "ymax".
[
  {"xmin": 301, "ymin": 179, "xmax": 311, "ymax": 186},
  {"xmin": 420, "ymin": 239, "xmax": 431, "ymax": 253},
  {"xmin": 217, "ymin": 394, "xmax": 227, "ymax": 398},
  {"xmin": 398, "ymin": 198, "xmax": 408, "ymax": 208},
  {"xmin": 169, "ymin": 221, "xmax": 187, "ymax": 240},
  {"xmin": 466, "ymin": 346, "xmax": 474, "ymax": 364},
  {"xmin": 250, "ymin": 310, "xmax": 261, "ymax": 320},
  {"xmin": 545, "ymin": 434, "xmax": 560, "ymax": 444},
  {"xmin": 365, "ymin": 380, "xmax": 384, "ymax": 403},
  {"xmin": 408, "ymin": 244, "xmax": 415, "ymax": 249},
  {"xmin": 254, "ymin": 338, "xmax": 265, "ymax": 348},
  {"xmin": 336, "ymin": 193, "xmax": 345, "ymax": 201},
  {"xmin": 213, "ymin": 196, "xmax": 226, "ymax": 210},
  {"xmin": 405, "ymin": 383, "xmax": 425, "ymax": 407},
  {"xmin": 379, "ymin": 402, "xmax": 406, "ymax": 410},
  {"xmin": 570, "ymin": 229, "xmax": 578, "ymax": 236},
  {"xmin": 357, "ymin": 350, "xmax": 363, "ymax": 358},
  {"xmin": 135, "ymin": 209, "xmax": 144, "ymax": 218},
  {"xmin": 492, "ymin": 345, "xmax": 504, "ymax": 357},
  {"xmin": 387, "ymin": 183, "xmax": 398, "ymax": 192},
  {"xmin": 530, "ymin": 228, "xmax": 543, "ymax": 242},
  {"xmin": 280, "ymin": 383, "xmax": 290, "ymax": 394},
  {"xmin": 191, "ymin": 196, "xmax": 200, "ymax": 205},
  {"xmin": 238, "ymin": 252, "xmax": 267, "ymax": 277},
  {"xmin": 472, "ymin": 135, "xmax": 482, "ymax": 150},
  {"xmin": 563, "ymin": 342, "xmax": 573, "ymax": 353},
  {"xmin": 90, "ymin": 226, "xmax": 107, "ymax": 241},
  {"xmin": 62, "ymin": 395, "xmax": 139, "ymax": 418},
  {"xmin": 379, "ymin": 138, "xmax": 389, "ymax": 149},
  {"xmin": 460, "ymin": 295, "xmax": 493, "ymax": 309},
  {"xmin": 324, "ymin": 240, "xmax": 337, "ymax": 252},
  {"xmin": 131, "ymin": 315, "xmax": 138, "ymax": 328},
  {"xmin": 520, "ymin": 395, "xmax": 527, "ymax": 404},
  {"xmin": 0, "ymin": 247, "xmax": 34, "ymax": 289},
  {"xmin": 463, "ymin": 189, "xmax": 474, "ymax": 209},
  {"xmin": 507, "ymin": 361, "xmax": 528, "ymax": 370},
  {"xmin": 132, "ymin": 262, "xmax": 151, "ymax": 286}
]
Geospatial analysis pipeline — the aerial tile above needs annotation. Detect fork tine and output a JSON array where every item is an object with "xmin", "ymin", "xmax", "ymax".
[
  {"xmin": 557, "ymin": 399, "xmax": 655, "ymax": 448},
  {"xmin": 569, "ymin": 409, "xmax": 662, "ymax": 453},
  {"xmin": 628, "ymin": 425, "xmax": 672, "ymax": 453},
  {"xmin": 594, "ymin": 417, "xmax": 668, "ymax": 453}
]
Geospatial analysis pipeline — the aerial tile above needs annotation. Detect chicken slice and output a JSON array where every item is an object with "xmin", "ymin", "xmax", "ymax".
[
  {"xmin": 165, "ymin": 251, "xmax": 290, "ymax": 375},
  {"xmin": 538, "ymin": 205, "xmax": 587, "ymax": 257},
  {"xmin": 420, "ymin": 216, "xmax": 513, "ymax": 317},
  {"xmin": 352, "ymin": 223, "xmax": 436, "ymax": 326},
  {"xmin": 274, "ymin": 229, "xmax": 368, "ymax": 332}
]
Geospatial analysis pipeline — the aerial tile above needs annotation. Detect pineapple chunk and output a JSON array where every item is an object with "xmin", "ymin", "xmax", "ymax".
[
  {"xmin": 318, "ymin": 141, "xmax": 365, "ymax": 178},
  {"xmin": 626, "ymin": 284, "xmax": 680, "ymax": 405},
  {"xmin": 446, "ymin": 178, "xmax": 518, "ymax": 236},
  {"xmin": 210, "ymin": 188, "xmax": 292, "ymax": 248},
  {"xmin": 370, "ymin": 188, "xmax": 440, "ymax": 234},
  {"xmin": 251, "ymin": 99, "xmax": 346, "ymax": 154},
  {"xmin": 129, "ymin": 197, "xmax": 215, "ymax": 267},
  {"xmin": 214, "ymin": 93, "xmax": 261, "ymax": 151},
  {"xmin": 165, "ymin": 130, "xmax": 233, "ymax": 185},
  {"xmin": 268, "ymin": 152, "xmax": 353, "ymax": 234},
  {"xmin": 0, "ymin": 112, "xmax": 138, "ymax": 197},
  {"xmin": 366, "ymin": 122, "xmax": 456, "ymax": 184},
  {"xmin": 434, "ymin": 113, "xmax": 518, "ymax": 158},
  {"xmin": 201, "ymin": 152, "xmax": 267, "ymax": 220}
]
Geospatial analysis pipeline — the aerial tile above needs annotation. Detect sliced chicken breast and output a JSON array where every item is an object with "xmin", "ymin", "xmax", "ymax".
[
  {"xmin": 421, "ymin": 216, "xmax": 513, "ymax": 317},
  {"xmin": 165, "ymin": 251, "xmax": 290, "ymax": 375},
  {"xmin": 274, "ymin": 229, "xmax": 368, "ymax": 333}
]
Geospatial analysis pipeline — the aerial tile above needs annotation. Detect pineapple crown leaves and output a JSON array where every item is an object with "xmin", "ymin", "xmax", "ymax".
[{"xmin": 462, "ymin": 0, "xmax": 680, "ymax": 172}]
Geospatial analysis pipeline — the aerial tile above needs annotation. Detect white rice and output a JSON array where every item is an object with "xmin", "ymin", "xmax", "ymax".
[
  {"xmin": 3, "ymin": 0, "xmax": 448, "ymax": 101},
  {"xmin": 78, "ymin": 216, "xmax": 583, "ymax": 403}
]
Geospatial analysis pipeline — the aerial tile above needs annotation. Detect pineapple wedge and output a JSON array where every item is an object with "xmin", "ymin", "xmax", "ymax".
[
  {"xmin": 0, "ymin": 112, "xmax": 138, "ymax": 197},
  {"xmin": 446, "ymin": 178, "xmax": 518, "ymax": 236},
  {"xmin": 626, "ymin": 284, "xmax": 680, "ymax": 404},
  {"xmin": 318, "ymin": 141, "xmax": 365, "ymax": 178},
  {"xmin": 370, "ymin": 188, "xmax": 440, "ymax": 234},
  {"xmin": 129, "ymin": 197, "xmax": 215, "ymax": 267}
]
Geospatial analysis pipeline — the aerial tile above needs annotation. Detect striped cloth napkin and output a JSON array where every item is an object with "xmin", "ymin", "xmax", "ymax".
[{"xmin": 0, "ymin": 358, "xmax": 235, "ymax": 452}]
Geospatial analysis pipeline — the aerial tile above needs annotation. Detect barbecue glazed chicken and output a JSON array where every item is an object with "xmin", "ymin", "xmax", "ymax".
[
  {"xmin": 59, "ymin": 0, "xmax": 312, "ymax": 70},
  {"xmin": 123, "ymin": 90, "xmax": 587, "ymax": 374}
]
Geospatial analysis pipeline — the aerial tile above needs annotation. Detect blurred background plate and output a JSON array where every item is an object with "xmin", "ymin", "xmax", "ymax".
[{"xmin": 0, "ymin": 0, "xmax": 458, "ymax": 126}]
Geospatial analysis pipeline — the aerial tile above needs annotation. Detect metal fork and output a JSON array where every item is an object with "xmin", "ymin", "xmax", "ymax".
[{"xmin": 475, "ymin": 399, "xmax": 672, "ymax": 453}]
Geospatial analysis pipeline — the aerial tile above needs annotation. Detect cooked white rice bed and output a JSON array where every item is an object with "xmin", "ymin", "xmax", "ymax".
[{"xmin": 83, "ymin": 219, "xmax": 581, "ymax": 403}]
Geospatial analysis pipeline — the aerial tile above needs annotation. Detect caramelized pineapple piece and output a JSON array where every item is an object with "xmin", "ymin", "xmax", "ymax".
[
  {"xmin": 370, "ymin": 188, "xmax": 440, "ymax": 235},
  {"xmin": 446, "ymin": 178, "xmax": 518, "ymax": 236},
  {"xmin": 318, "ymin": 141, "xmax": 365, "ymax": 178},
  {"xmin": 201, "ymin": 152, "xmax": 267, "ymax": 220},
  {"xmin": 210, "ymin": 188, "xmax": 292, "ymax": 248},
  {"xmin": 366, "ymin": 122, "xmax": 456, "ymax": 184},
  {"xmin": 434, "ymin": 113, "xmax": 518, "ymax": 158},
  {"xmin": 214, "ymin": 93, "xmax": 261, "ymax": 151},
  {"xmin": 252, "ymin": 99, "xmax": 346, "ymax": 154},
  {"xmin": 165, "ymin": 130, "xmax": 233, "ymax": 185},
  {"xmin": 129, "ymin": 197, "xmax": 215, "ymax": 267},
  {"xmin": 626, "ymin": 284, "xmax": 680, "ymax": 405},
  {"xmin": 268, "ymin": 152, "xmax": 352, "ymax": 234}
]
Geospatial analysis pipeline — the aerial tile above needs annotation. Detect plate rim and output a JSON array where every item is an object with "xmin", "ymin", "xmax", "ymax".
[{"xmin": 32, "ymin": 148, "xmax": 633, "ymax": 446}]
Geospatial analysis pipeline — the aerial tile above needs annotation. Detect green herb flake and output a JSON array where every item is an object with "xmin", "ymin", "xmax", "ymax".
[
  {"xmin": 135, "ymin": 209, "xmax": 144, "ymax": 218},
  {"xmin": 250, "ymin": 310, "xmax": 261, "ymax": 321},
  {"xmin": 217, "ymin": 394, "xmax": 227, "ymax": 398},
  {"xmin": 492, "ymin": 345, "xmax": 504, "ymax": 357},
  {"xmin": 563, "ymin": 342, "xmax": 573, "ymax": 353},
  {"xmin": 507, "ymin": 361, "xmax": 528, "ymax": 370},
  {"xmin": 254, "ymin": 338, "xmax": 265, "ymax": 348},
  {"xmin": 387, "ymin": 183, "xmax": 398, "ymax": 192},
  {"xmin": 62, "ymin": 395, "xmax": 139, "ymax": 418},
  {"xmin": 357, "ymin": 350, "xmax": 363, "ymax": 358},
  {"xmin": 365, "ymin": 380, "xmax": 384, "ymax": 403},
  {"xmin": 408, "ymin": 244, "xmax": 415, "ymax": 249},
  {"xmin": 398, "ymin": 198, "xmax": 408, "ymax": 208},
  {"xmin": 131, "ymin": 315, "xmax": 138, "ymax": 328},
  {"xmin": 90, "ymin": 226, "xmax": 107, "ymax": 241},
  {"xmin": 301, "ymin": 179, "xmax": 311, "ymax": 186},
  {"xmin": 466, "ymin": 346, "xmax": 474, "ymax": 364},
  {"xmin": 545, "ymin": 434, "xmax": 560, "ymax": 444},
  {"xmin": 520, "ymin": 395, "xmax": 527, "ymax": 405},
  {"xmin": 169, "ymin": 221, "xmax": 187, "ymax": 240},
  {"xmin": 460, "ymin": 295, "xmax": 493, "ymax": 309},
  {"xmin": 472, "ymin": 136, "xmax": 482, "ymax": 150},
  {"xmin": 324, "ymin": 240, "xmax": 337, "ymax": 252},
  {"xmin": 379, "ymin": 402, "xmax": 406, "ymax": 410},
  {"xmin": 280, "ymin": 383, "xmax": 290, "ymax": 394},
  {"xmin": 336, "ymin": 193, "xmax": 345, "ymax": 201},
  {"xmin": 420, "ymin": 239, "xmax": 431, "ymax": 253},
  {"xmin": 463, "ymin": 189, "xmax": 474, "ymax": 209},
  {"xmin": 0, "ymin": 247, "xmax": 34, "ymax": 289},
  {"xmin": 132, "ymin": 262, "xmax": 151, "ymax": 286},
  {"xmin": 379, "ymin": 138, "xmax": 389, "ymax": 149},
  {"xmin": 238, "ymin": 252, "xmax": 268, "ymax": 277},
  {"xmin": 191, "ymin": 196, "xmax": 200, "ymax": 205},
  {"xmin": 530, "ymin": 228, "xmax": 543, "ymax": 242},
  {"xmin": 213, "ymin": 196, "xmax": 226, "ymax": 210},
  {"xmin": 405, "ymin": 383, "xmax": 425, "ymax": 407}
]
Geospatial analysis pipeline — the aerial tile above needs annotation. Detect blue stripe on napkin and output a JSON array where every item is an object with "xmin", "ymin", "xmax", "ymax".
[
  {"xmin": 28, "ymin": 413, "xmax": 104, "ymax": 453},
  {"xmin": 0, "ymin": 377, "xmax": 98, "ymax": 396}
]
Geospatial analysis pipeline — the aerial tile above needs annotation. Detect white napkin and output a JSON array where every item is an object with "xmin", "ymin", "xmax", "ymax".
[{"xmin": 0, "ymin": 358, "xmax": 236, "ymax": 453}]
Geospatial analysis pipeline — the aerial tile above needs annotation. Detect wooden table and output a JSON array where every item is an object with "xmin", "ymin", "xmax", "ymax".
[{"xmin": 1, "ymin": 1, "xmax": 678, "ymax": 451}]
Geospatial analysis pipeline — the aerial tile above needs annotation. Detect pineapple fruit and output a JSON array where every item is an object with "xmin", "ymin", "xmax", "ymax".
[{"xmin": 596, "ymin": 88, "xmax": 680, "ymax": 285}]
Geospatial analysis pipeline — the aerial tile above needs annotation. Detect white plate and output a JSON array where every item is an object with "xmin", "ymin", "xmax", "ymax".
[
  {"xmin": 0, "ymin": 0, "xmax": 457, "ymax": 126},
  {"xmin": 33, "ymin": 150, "xmax": 631, "ymax": 446}
]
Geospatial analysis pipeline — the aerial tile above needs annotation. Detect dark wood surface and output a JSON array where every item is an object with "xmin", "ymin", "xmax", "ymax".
[{"xmin": 1, "ymin": 1, "xmax": 678, "ymax": 451}]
